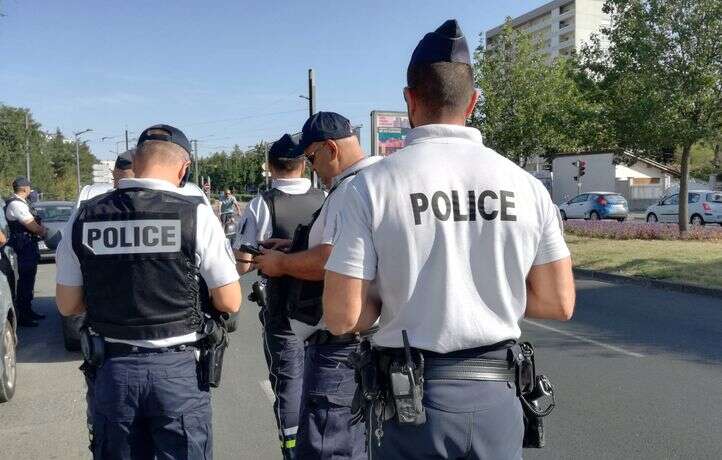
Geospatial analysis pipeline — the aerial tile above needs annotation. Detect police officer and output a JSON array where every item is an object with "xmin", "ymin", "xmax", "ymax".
[
  {"xmin": 254, "ymin": 112, "xmax": 382, "ymax": 460},
  {"xmin": 112, "ymin": 148, "xmax": 135, "ymax": 187},
  {"xmin": 55, "ymin": 124, "xmax": 241, "ymax": 459},
  {"xmin": 323, "ymin": 20, "xmax": 576, "ymax": 459},
  {"xmin": 5, "ymin": 176, "xmax": 48, "ymax": 327},
  {"xmin": 233, "ymin": 133, "xmax": 324, "ymax": 459}
]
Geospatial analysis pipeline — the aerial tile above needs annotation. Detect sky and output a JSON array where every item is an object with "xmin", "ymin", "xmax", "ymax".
[{"xmin": 0, "ymin": 0, "xmax": 546, "ymax": 160}]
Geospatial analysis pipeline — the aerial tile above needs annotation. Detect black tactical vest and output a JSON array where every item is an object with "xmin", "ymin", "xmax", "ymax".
[
  {"xmin": 4, "ymin": 196, "xmax": 40, "ymax": 251},
  {"xmin": 71, "ymin": 187, "xmax": 203, "ymax": 340},
  {"xmin": 261, "ymin": 187, "xmax": 325, "ymax": 318}
]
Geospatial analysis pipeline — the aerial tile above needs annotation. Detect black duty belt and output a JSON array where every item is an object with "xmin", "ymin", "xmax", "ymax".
[
  {"xmin": 105, "ymin": 342, "xmax": 198, "ymax": 356},
  {"xmin": 423, "ymin": 356, "xmax": 516, "ymax": 382},
  {"xmin": 306, "ymin": 327, "xmax": 378, "ymax": 346}
]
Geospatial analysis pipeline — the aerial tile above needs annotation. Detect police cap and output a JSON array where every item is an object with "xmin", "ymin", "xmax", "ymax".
[
  {"xmin": 114, "ymin": 148, "xmax": 134, "ymax": 171},
  {"xmin": 295, "ymin": 112, "xmax": 354, "ymax": 154},
  {"xmin": 137, "ymin": 124, "xmax": 192, "ymax": 156},
  {"xmin": 12, "ymin": 176, "xmax": 31, "ymax": 188},
  {"xmin": 408, "ymin": 19, "xmax": 471, "ymax": 70},
  {"xmin": 269, "ymin": 133, "xmax": 303, "ymax": 161}
]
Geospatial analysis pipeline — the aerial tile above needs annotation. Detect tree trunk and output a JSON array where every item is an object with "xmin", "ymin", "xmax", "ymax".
[{"xmin": 678, "ymin": 143, "xmax": 692, "ymax": 237}]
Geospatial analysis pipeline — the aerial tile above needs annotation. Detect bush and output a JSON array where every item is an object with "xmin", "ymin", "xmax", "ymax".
[{"xmin": 564, "ymin": 220, "xmax": 722, "ymax": 241}]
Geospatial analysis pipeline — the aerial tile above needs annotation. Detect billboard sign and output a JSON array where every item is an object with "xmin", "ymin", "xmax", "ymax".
[{"xmin": 370, "ymin": 110, "xmax": 410, "ymax": 156}]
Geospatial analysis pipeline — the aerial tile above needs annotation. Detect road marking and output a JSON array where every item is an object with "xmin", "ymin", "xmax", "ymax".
[
  {"xmin": 259, "ymin": 380, "xmax": 275, "ymax": 403},
  {"xmin": 522, "ymin": 319, "xmax": 645, "ymax": 358}
]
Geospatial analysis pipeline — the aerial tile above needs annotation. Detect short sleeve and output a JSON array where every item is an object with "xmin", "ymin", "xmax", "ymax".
[
  {"xmin": 533, "ymin": 193, "xmax": 571, "ymax": 266},
  {"xmin": 196, "ymin": 204, "xmax": 240, "ymax": 289},
  {"xmin": 324, "ymin": 183, "xmax": 377, "ymax": 280},
  {"xmin": 55, "ymin": 210, "xmax": 83, "ymax": 286},
  {"xmin": 232, "ymin": 196, "xmax": 271, "ymax": 249},
  {"xmin": 6, "ymin": 201, "xmax": 34, "ymax": 223}
]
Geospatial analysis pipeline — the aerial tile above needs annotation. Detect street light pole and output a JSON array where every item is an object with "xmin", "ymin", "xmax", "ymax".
[{"xmin": 74, "ymin": 129, "xmax": 93, "ymax": 195}]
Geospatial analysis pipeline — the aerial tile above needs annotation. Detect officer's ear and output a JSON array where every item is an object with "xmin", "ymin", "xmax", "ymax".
[
  {"xmin": 403, "ymin": 87, "xmax": 418, "ymax": 128},
  {"xmin": 178, "ymin": 161, "xmax": 191, "ymax": 186},
  {"xmin": 465, "ymin": 88, "xmax": 480, "ymax": 120},
  {"xmin": 325, "ymin": 140, "xmax": 339, "ymax": 162}
]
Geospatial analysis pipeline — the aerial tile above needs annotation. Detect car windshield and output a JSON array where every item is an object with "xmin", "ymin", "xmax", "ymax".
[
  {"xmin": 36, "ymin": 205, "xmax": 74, "ymax": 222},
  {"xmin": 706, "ymin": 193, "xmax": 722, "ymax": 203},
  {"xmin": 604, "ymin": 194, "xmax": 626, "ymax": 203}
]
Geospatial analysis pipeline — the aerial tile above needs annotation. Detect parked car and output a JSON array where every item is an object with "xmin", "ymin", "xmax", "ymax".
[
  {"xmin": 34, "ymin": 201, "xmax": 74, "ymax": 259},
  {"xmin": 646, "ymin": 190, "xmax": 722, "ymax": 225},
  {"xmin": 0, "ymin": 199, "xmax": 18, "ymax": 403},
  {"xmin": 558, "ymin": 192, "xmax": 629, "ymax": 221}
]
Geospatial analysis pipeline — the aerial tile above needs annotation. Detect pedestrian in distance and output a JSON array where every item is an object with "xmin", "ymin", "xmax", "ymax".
[
  {"xmin": 323, "ymin": 19, "xmax": 576, "ymax": 460},
  {"xmin": 253, "ymin": 112, "xmax": 383, "ymax": 460},
  {"xmin": 55, "ymin": 124, "xmax": 241, "ymax": 460}
]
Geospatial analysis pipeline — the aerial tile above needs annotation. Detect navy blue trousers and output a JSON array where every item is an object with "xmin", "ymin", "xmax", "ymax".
[
  {"xmin": 15, "ymin": 243, "xmax": 39, "ymax": 318},
  {"xmin": 258, "ymin": 304, "xmax": 304, "ymax": 456},
  {"xmin": 370, "ymin": 349, "xmax": 524, "ymax": 460},
  {"xmin": 90, "ymin": 349, "xmax": 212, "ymax": 460},
  {"xmin": 296, "ymin": 342, "xmax": 367, "ymax": 460}
]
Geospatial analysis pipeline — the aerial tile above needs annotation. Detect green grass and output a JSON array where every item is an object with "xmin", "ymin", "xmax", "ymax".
[{"xmin": 566, "ymin": 234, "xmax": 722, "ymax": 289}]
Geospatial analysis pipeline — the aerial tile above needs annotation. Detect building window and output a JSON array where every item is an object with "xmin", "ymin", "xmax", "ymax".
[
  {"xmin": 559, "ymin": 19, "xmax": 572, "ymax": 29},
  {"xmin": 560, "ymin": 2, "xmax": 574, "ymax": 15}
]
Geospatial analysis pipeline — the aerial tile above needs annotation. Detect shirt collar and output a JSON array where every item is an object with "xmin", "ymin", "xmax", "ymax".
[
  {"xmin": 332, "ymin": 155, "xmax": 382, "ymax": 186},
  {"xmin": 405, "ymin": 124, "xmax": 484, "ymax": 146},
  {"xmin": 11, "ymin": 194, "xmax": 27, "ymax": 203},
  {"xmin": 271, "ymin": 178, "xmax": 311, "ymax": 189},
  {"xmin": 118, "ymin": 177, "xmax": 180, "ymax": 193}
]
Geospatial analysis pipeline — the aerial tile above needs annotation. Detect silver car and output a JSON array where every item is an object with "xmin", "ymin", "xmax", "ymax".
[
  {"xmin": 558, "ymin": 192, "xmax": 629, "ymax": 221},
  {"xmin": 646, "ymin": 190, "xmax": 722, "ymax": 225},
  {"xmin": 34, "ymin": 201, "xmax": 74, "ymax": 259},
  {"xmin": 0, "ymin": 200, "xmax": 18, "ymax": 403}
]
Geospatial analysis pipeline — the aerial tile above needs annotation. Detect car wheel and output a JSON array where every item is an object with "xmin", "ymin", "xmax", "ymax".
[
  {"xmin": 589, "ymin": 211, "xmax": 600, "ymax": 221},
  {"xmin": 560, "ymin": 210, "xmax": 567, "ymax": 221},
  {"xmin": 690, "ymin": 214, "xmax": 704, "ymax": 226},
  {"xmin": 647, "ymin": 214, "xmax": 658, "ymax": 223},
  {"xmin": 0, "ymin": 318, "xmax": 17, "ymax": 403},
  {"xmin": 617, "ymin": 218, "xmax": 626, "ymax": 222}
]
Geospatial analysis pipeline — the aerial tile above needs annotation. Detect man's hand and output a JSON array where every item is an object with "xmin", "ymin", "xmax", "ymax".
[
  {"xmin": 254, "ymin": 248, "xmax": 287, "ymax": 277},
  {"xmin": 0, "ymin": 230, "xmax": 6, "ymax": 246},
  {"xmin": 260, "ymin": 238, "xmax": 292, "ymax": 251}
]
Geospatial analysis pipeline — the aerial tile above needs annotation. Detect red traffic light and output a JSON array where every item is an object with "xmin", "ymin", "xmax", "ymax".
[{"xmin": 578, "ymin": 160, "xmax": 587, "ymax": 177}]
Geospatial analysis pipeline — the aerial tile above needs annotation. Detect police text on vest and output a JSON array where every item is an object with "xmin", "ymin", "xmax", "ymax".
[
  {"xmin": 410, "ymin": 190, "xmax": 517, "ymax": 225},
  {"xmin": 82, "ymin": 220, "xmax": 182, "ymax": 255}
]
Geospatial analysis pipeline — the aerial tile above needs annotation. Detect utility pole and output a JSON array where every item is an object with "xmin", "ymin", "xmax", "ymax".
[
  {"xmin": 307, "ymin": 68, "xmax": 318, "ymax": 187},
  {"xmin": 193, "ymin": 140, "xmax": 200, "ymax": 185},
  {"xmin": 25, "ymin": 112, "xmax": 30, "ymax": 181},
  {"xmin": 125, "ymin": 129, "xmax": 129, "ymax": 151}
]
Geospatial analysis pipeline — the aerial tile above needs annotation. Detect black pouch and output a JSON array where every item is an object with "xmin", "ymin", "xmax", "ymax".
[
  {"xmin": 349, "ymin": 339, "xmax": 381, "ymax": 424},
  {"xmin": 284, "ymin": 223, "xmax": 324, "ymax": 326}
]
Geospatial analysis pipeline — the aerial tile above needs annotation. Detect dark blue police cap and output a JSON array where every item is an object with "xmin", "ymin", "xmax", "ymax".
[
  {"xmin": 408, "ymin": 19, "xmax": 471, "ymax": 69},
  {"xmin": 137, "ymin": 124, "xmax": 192, "ymax": 155},
  {"xmin": 268, "ymin": 133, "xmax": 303, "ymax": 161},
  {"xmin": 295, "ymin": 112, "xmax": 354, "ymax": 153},
  {"xmin": 114, "ymin": 148, "xmax": 134, "ymax": 170},
  {"xmin": 12, "ymin": 176, "xmax": 31, "ymax": 188}
]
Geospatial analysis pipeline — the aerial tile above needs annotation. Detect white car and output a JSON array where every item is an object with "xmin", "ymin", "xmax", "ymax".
[{"xmin": 646, "ymin": 190, "xmax": 722, "ymax": 225}]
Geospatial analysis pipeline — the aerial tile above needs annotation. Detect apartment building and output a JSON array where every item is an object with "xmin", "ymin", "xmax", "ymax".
[{"xmin": 485, "ymin": 0, "xmax": 610, "ymax": 59}]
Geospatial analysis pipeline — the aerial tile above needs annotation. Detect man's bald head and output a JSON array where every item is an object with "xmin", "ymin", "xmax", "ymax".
[{"xmin": 132, "ymin": 140, "xmax": 191, "ymax": 185}]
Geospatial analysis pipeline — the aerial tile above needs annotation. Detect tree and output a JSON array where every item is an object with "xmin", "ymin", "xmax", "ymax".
[
  {"xmin": 580, "ymin": 0, "xmax": 722, "ymax": 235},
  {"xmin": 472, "ymin": 21, "xmax": 604, "ymax": 166}
]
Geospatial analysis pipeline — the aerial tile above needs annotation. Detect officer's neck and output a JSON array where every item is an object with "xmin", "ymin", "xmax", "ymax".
[{"xmin": 134, "ymin": 169, "xmax": 181, "ymax": 187}]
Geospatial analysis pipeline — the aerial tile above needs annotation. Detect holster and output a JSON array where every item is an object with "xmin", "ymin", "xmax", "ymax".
[
  {"xmin": 513, "ymin": 342, "xmax": 556, "ymax": 448},
  {"xmin": 349, "ymin": 339, "xmax": 381, "ymax": 424},
  {"xmin": 79, "ymin": 326, "xmax": 105, "ymax": 382},
  {"xmin": 199, "ymin": 318, "xmax": 229, "ymax": 388}
]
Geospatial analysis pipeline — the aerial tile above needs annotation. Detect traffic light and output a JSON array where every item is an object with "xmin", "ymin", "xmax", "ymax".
[{"xmin": 578, "ymin": 160, "xmax": 586, "ymax": 177}]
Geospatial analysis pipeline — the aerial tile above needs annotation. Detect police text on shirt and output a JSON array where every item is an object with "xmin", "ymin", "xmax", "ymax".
[{"xmin": 410, "ymin": 189, "xmax": 516, "ymax": 225}]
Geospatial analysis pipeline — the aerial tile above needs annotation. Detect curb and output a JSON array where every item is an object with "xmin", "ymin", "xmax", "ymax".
[{"xmin": 573, "ymin": 268, "xmax": 722, "ymax": 299}]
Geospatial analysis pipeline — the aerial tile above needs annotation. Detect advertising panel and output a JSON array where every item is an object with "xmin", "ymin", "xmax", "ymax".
[{"xmin": 370, "ymin": 110, "xmax": 410, "ymax": 156}]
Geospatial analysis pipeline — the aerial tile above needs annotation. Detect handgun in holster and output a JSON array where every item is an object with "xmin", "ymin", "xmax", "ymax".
[
  {"xmin": 79, "ymin": 326, "xmax": 105, "ymax": 382},
  {"xmin": 199, "ymin": 318, "xmax": 228, "ymax": 388},
  {"xmin": 388, "ymin": 330, "xmax": 426, "ymax": 426},
  {"xmin": 248, "ymin": 281, "xmax": 267, "ymax": 308},
  {"xmin": 515, "ymin": 342, "xmax": 555, "ymax": 448}
]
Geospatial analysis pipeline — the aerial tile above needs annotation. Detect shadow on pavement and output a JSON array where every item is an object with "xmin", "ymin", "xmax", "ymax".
[
  {"xmin": 16, "ymin": 296, "xmax": 81, "ymax": 364},
  {"xmin": 523, "ymin": 278, "xmax": 722, "ymax": 365}
]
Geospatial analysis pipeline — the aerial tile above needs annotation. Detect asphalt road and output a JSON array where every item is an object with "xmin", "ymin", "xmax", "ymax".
[{"xmin": 0, "ymin": 263, "xmax": 720, "ymax": 459}]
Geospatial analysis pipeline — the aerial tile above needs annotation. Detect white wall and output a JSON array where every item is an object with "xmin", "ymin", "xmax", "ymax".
[{"xmin": 552, "ymin": 153, "xmax": 615, "ymax": 203}]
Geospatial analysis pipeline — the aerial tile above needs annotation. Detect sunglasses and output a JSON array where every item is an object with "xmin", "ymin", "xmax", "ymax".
[{"xmin": 305, "ymin": 143, "xmax": 326, "ymax": 164}]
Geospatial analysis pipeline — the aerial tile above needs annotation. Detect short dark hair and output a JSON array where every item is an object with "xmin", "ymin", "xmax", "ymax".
[
  {"xmin": 407, "ymin": 62, "xmax": 474, "ymax": 118},
  {"xmin": 269, "ymin": 156, "xmax": 305, "ymax": 173}
]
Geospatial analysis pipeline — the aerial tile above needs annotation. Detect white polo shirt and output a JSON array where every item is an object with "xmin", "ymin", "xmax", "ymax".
[
  {"xmin": 290, "ymin": 155, "xmax": 383, "ymax": 341},
  {"xmin": 5, "ymin": 194, "xmax": 34, "ymax": 224},
  {"xmin": 232, "ymin": 178, "xmax": 313, "ymax": 249},
  {"xmin": 325, "ymin": 124, "xmax": 570, "ymax": 353},
  {"xmin": 56, "ymin": 177, "xmax": 239, "ymax": 348}
]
